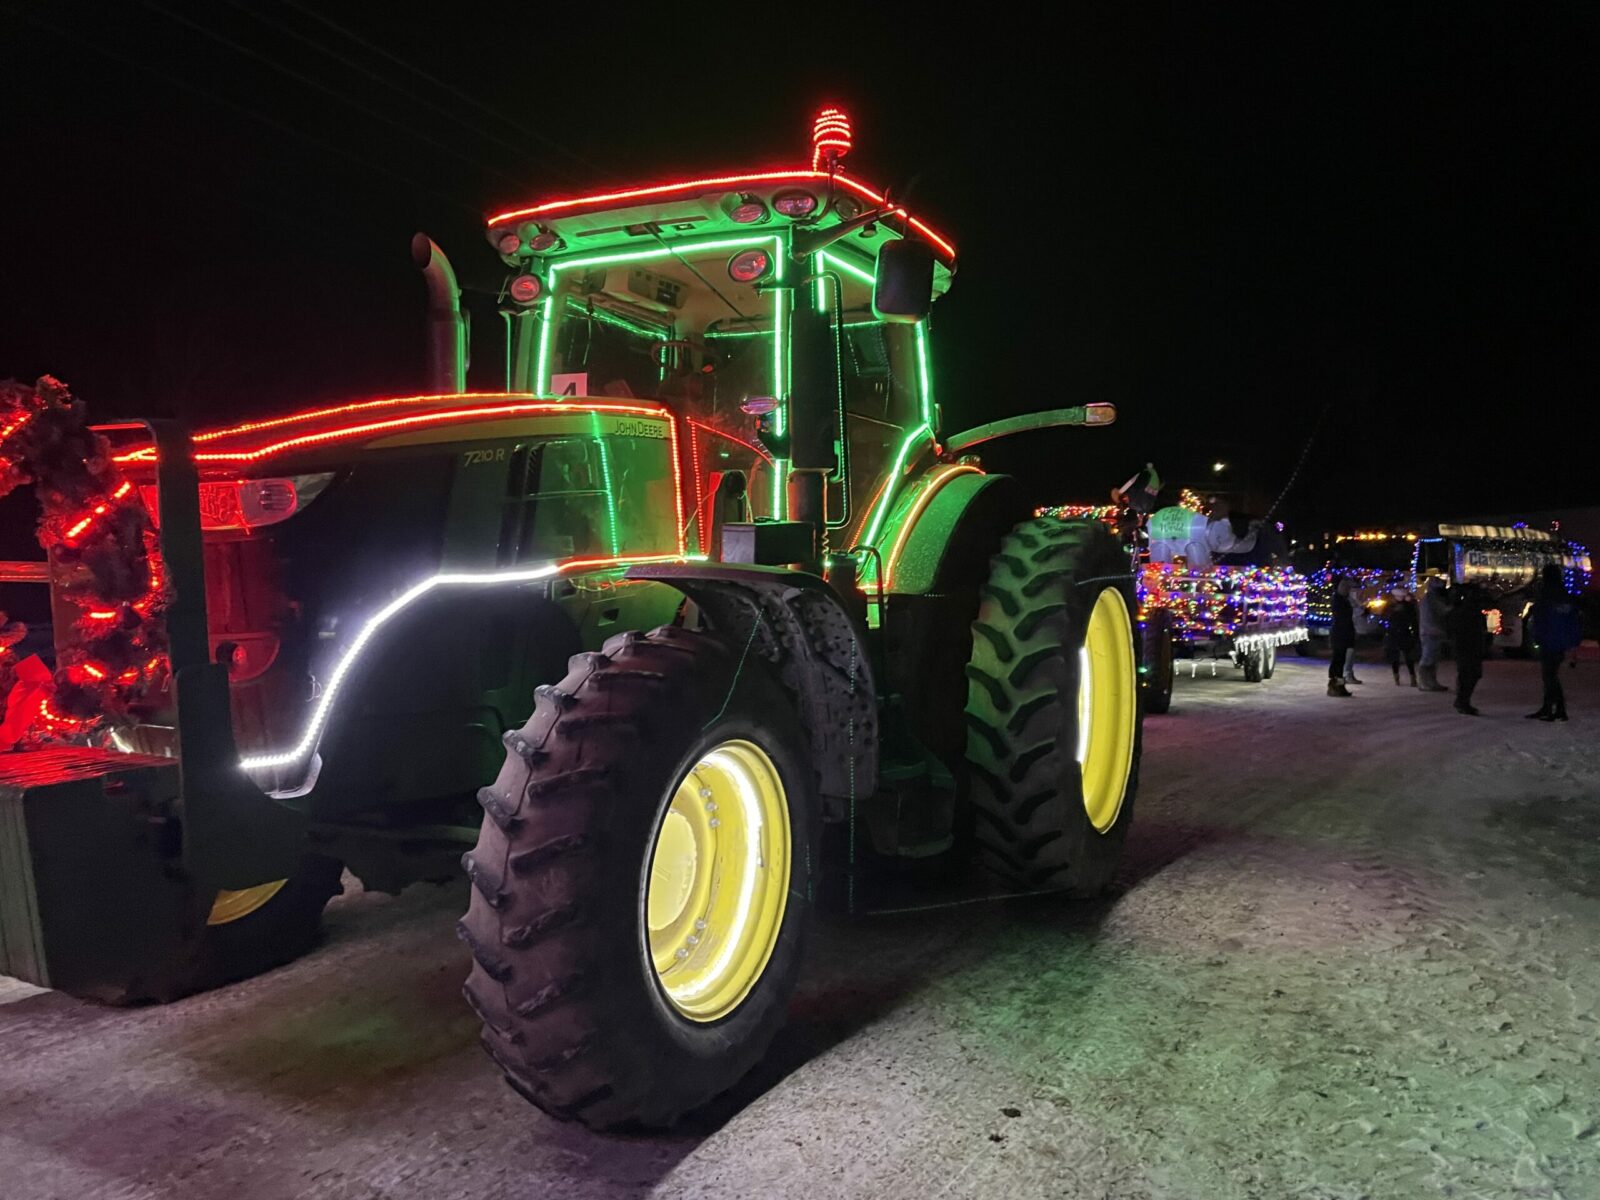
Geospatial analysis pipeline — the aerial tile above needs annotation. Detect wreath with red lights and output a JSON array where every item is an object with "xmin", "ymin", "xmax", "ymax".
[{"xmin": 0, "ymin": 376, "xmax": 167, "ymax": 748}]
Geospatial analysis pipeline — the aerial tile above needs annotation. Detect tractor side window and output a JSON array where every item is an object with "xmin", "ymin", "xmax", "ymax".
[{"xmin": 500, "ymin": 438, "xmax": 609, "ymax": 563}]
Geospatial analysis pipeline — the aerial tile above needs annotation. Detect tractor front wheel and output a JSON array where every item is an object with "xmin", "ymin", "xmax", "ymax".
[
  {"xmin": 460, "ymin": 626, "xmax": 817, "ymax": 1129},
  {"xmin": 965, "ymin": 517, "xmax": 1142, "ymax": 897}
]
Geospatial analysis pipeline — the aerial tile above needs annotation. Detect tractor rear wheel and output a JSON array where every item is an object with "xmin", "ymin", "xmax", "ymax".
[
  {"xmin": 965, "ymin": 518, "xmax": 1142, "ymax": 897},
  {"xmin": 1141, "ymin": 608, "xmax": 1175, "ymax": 715},
  {"xmin": 460, "ymin": 626, "xmax": 817, "ymax": 1130}
]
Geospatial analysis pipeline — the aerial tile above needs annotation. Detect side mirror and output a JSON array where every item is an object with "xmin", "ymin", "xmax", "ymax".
[{"xmin": 872, "ymin": 239, "xmax": 934, "ymax": 324}]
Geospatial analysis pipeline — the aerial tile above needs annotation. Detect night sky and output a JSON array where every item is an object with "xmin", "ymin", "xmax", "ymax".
[{"xmin": 4, "ymin": 4, "xmax": 1594, "ymax": 534}]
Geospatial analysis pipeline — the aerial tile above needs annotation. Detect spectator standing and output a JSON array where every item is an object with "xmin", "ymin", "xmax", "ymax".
[
  {"xmin": 1526, "ymin": 563, "xmax": 1582, "ymax": 722},
  {"xmin": 1382, "ymin": 587, "xmax": 1420, "ymax": 686},
  {"xmin": 1447, "ymin": 583, "xmax": 1488, "ymax": 715},
  {"xmin": 1328, "ymin": 576, "xmax": 1356, "ymax": 697},
  {"xmin": 1417, "ymin": 575, "xmax": 1452, "ymax": 692}
]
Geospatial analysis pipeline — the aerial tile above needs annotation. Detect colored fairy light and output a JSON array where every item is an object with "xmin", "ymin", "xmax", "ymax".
[{"xmin": 1134, "ymin": 563, "xmax": 1309, "ymax": 646}]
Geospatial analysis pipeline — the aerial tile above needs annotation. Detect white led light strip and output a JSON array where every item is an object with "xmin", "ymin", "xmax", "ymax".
[{"xmin": 238, "ymin": 562, "xmax": 564, "ymax": 776}]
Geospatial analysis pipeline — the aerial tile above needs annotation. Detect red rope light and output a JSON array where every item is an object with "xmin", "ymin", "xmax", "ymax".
[
  {"xmin": 486, "ymin": 170, "xmax": 956, "ymax": 260},
  {"xmin": 116, "ymin": 398, "xmax": 672, "ymax": 466},
  {"xmin": 811, "ymin": 107, "xmax": 853, "ymax": 171},
  {"xmin": 0, "ymin": 377, "xmax": 169, "ymax": 747},
  {"xmin": 686, "ymin": 421, "xmax": 705, "ymax": 552},
  {"xmin": 686, "ymin": 418, "xmax": 775, "ymax": 464}
]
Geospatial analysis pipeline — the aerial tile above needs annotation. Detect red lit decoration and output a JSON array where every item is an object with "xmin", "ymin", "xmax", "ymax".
[
  {"xmin": 486, "ymin": 171, "xmax": 957, "ymax": 261},
  {"xmin": 116, "ymin": 396, "xmax": 672, "ymax": 466},
  {"xmin": 0, "ymin": 377, "xmax": 168, "ymax": 748},
  {"xmin": 811, "ymin": 106, "xmax": 853, "ymax": 172}
]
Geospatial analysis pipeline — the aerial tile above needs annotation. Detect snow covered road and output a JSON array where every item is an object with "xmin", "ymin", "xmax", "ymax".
[{"xmin": 3, "ymin": 652, "xmax": 1597, "ymax": 1199}]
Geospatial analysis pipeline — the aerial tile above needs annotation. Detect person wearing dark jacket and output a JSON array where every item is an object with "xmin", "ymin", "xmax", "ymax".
[
  {"xmin": 1381, "ymin": 588, "xmax": 1420, "ymax": 686},
  {"xmin": 1328, "ymin": 576, "xmax": 1356, "ymax": 697},
  {"xmin": 1527, "ymin": 564, "xmax": 1582, "ymax": 722},
  {"xmin": 1447, "ymin": 584, "xmax": 1488, "ymax": 715}
]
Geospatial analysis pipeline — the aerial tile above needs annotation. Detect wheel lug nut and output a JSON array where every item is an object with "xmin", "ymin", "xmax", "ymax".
[
  {"xmin": 694, "ymin": 919, "xmax": 707, "ymax": 930},
  {"xmin": 675, "ymin": 947, "xmax": 689, "ymax": 960},
  {"xmin": 686, "ymin": 934, "xmax": 700, "ymax": 946},
  {"xmin": 708, "ymin": 818, "xmax": 720, "ymax": 828}
]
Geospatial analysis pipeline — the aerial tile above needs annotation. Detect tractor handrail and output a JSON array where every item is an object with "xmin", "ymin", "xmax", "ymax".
[{"xmin": 943, "ymin": 405, "xmax": 1117, "ymax": 455}]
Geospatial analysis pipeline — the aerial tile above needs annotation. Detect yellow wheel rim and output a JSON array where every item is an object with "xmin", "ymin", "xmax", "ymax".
[
  {"xmin": 646, "ymin": 739, "xmax": 791, "ymax": 1023},
  {"xmin": 207, "ymin": 879, "xmax": 288, "ymax": 926},
  {"xmin": 1077, "ymin": 587, "xmax": 1138, "ymax": 833}
]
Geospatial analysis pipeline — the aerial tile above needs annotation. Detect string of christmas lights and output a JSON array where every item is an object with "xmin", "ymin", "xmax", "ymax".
[
  {"xmin": 1136, "ymin": 564, "xmax": 1308, "ymax": 642},
  {"xmin": 0, "ymin": 377, "xmax": 168, "ymax": 748}
]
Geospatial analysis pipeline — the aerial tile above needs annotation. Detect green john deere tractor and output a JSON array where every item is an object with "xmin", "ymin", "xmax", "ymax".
[{"xmin": 0, "ymin": 108, "xmax": 1141, "ymax": 1130}]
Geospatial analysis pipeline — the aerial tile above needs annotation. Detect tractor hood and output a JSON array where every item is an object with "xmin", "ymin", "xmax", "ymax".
[{"xmin": 105, "ymin": 393, "xmax": 675, "ymax": 476}]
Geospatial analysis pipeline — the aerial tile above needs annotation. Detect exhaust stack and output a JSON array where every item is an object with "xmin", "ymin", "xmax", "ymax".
[{"xmin": 411, "ymin": 233, "xmax": 466, "ymax": 393}]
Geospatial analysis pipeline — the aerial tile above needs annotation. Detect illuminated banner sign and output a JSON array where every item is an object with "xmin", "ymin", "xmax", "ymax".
[
  {"xmin": 1454, "ymin": 545, "xmax": 1551, "ymax": 586},
  {"xmin": 1439, "ymin": 523, "xmax": 1553, "ymax": 542}
]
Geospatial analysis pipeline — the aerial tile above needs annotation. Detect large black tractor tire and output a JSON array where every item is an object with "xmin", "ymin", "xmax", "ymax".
[
  {"xmin": 102, "ymin": 854, "xmax": 345, "ymax": 1005},
  {"xmin": 965, "ymin": 518, "xmax": 1143, "ymax": 898},
  {"xmin": 1261, "ymin": 643, "xmax": 1278, "ymax": 679},
  {"xmin": 460, "ymin": 626, "xmax": 818, "ymax": 1130},
  {"xmin": 1241, "ymin": 645, "xmax": 1264, "ymax": 682},
  {"xmin": 1141, "ymin": 608, "xmax": 1175, "ymax": 715}
]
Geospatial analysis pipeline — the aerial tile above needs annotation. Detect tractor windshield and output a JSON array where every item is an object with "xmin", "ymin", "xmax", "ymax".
[{"xmin": 539, "ymin": 242, "xmax": 783, "ymax": 435}]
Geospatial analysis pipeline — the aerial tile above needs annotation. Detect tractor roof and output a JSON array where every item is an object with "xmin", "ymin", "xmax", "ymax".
[{"xmin": 484, "ymin": 110, "xmax": 956, "ymax": 285}]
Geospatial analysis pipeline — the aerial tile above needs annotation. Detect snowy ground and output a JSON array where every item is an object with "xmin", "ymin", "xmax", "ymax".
[{"xmin": 2, "ymin": 651, "xmax": 1597, "ymax": 1199}]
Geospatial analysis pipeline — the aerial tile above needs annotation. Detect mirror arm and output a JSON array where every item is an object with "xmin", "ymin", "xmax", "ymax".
[{"xmin": 790, "ymin": 205, "xmax": 897, "ymax": 260}]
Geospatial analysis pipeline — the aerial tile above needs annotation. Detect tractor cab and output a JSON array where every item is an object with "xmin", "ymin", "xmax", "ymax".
[{"xmin": 485, "ymin": 108, "xmax": 956, "ymax": 560}]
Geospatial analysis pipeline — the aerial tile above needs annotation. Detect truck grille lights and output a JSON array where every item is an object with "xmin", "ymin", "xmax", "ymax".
[
  {"xmin": 496, "ymin": 232, "xmax": 524, "ymax": 256},
  {"xmin": 528, "ymin": 229, "xmax": 561, "ymax": 253}
]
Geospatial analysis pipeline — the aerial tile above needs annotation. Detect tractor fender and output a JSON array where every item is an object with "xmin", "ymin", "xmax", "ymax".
[
  {"xmin": 872, "ymin": 470, "xmax": 1029, "ymax": 781},
  {"xmin": 879, "ymin": 470, "xmax": 1029, "ymax": 597},
  {"xmin": 626, "ymin": 563, "xmax": 879, "ymax": 816}
]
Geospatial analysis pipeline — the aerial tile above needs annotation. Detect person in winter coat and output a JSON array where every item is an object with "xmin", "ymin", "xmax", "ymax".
[
  {"xmin": 1527, "ymin": 563, "xmax": 1582, "ymax": 722},
  {"xmin": 1447, "ymin": 583, "xmax": 1488, "ymax": 715},
  {"xmin": 1382, "ymin": 587, "xmax": 1420, "ymax": 686},
  {"xmin": 1417, "ymin": 575, "xmax": 1452, "ymax": 692},
  {"xmin": 1341, "ymin": 582, "xmax": 1366, "ymax": 685},
  {"xmin": 1328, "ymin": 575, "xmax": 1357, "ymax": 697}
]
